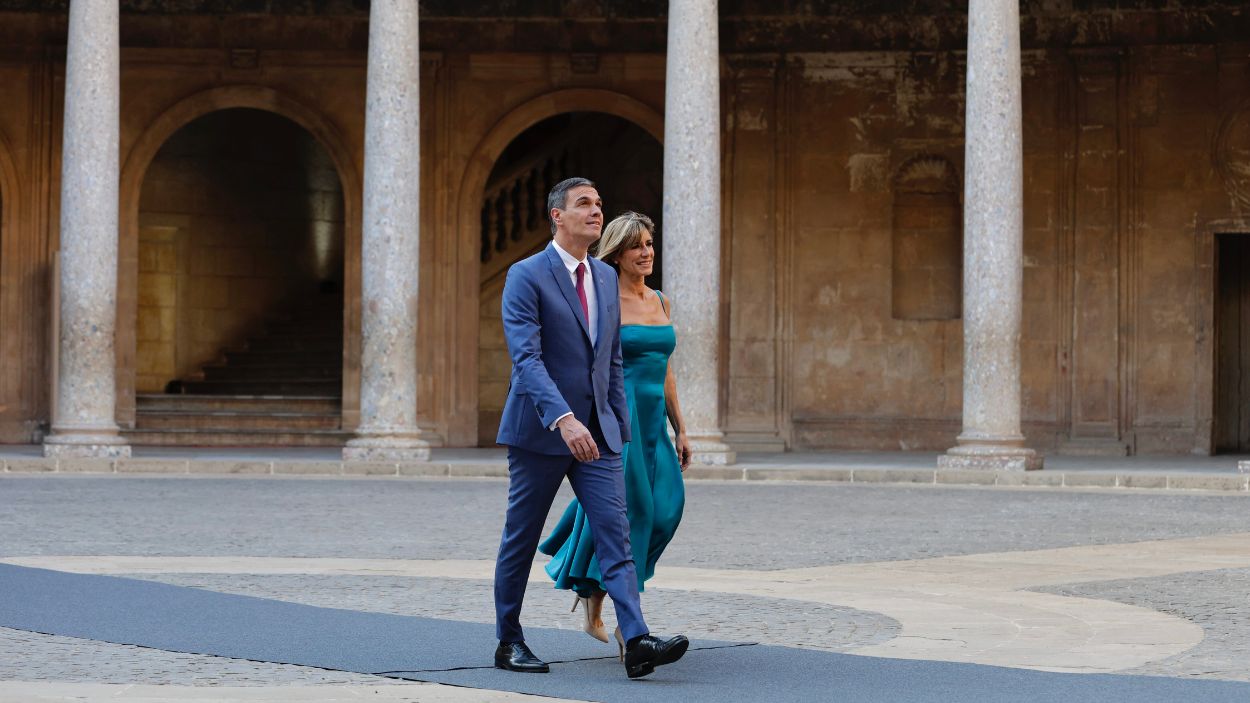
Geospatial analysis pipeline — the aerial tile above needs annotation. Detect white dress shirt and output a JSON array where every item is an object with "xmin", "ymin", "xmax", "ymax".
[
  {"xmin": 549, "ymin": 240, "xmax": 598, "ymax": 431},
  {"xmin": 551, "ymin": 239, "xmax": 597, "ymax": 346}
]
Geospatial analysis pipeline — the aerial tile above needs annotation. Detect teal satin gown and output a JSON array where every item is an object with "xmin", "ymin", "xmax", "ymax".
[{"xmin": 538, "ymin": 320, "xmax": 685, "ymax": 595}]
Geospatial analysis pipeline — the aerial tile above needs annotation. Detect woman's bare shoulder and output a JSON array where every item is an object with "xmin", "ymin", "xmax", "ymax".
[{"xmin": 656, "ymin": 289, "xmax": 672, "ymax": 317}]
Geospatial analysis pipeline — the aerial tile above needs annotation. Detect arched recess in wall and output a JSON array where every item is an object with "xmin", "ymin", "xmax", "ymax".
[
  {"xmin": 116, "ymin": 86, "xmax": 362, "ymax": 427},
  {"xmin": 450, "ymin": 89, "xmax": 664, "ymax": 445},
  {"xmin": 891, "ymin": 155, "xmax": 962, "ymax": 321},
  {"xmin": 475, "ymin": 113, "xmax": 663, "ymax": 446}
]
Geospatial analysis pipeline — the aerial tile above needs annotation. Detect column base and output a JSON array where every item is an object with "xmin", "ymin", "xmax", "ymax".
[
  {"xmin": 938, "ymin": 442, "xmax": 1042, "ymax": 472},
  {"xmin": 343, "ymin": 431, "xmax": 432, "ymax": 462},
  {"xmin": 688, "ymin": 433, "xmax": 737, "ymax": 466},
  {"xmin": 43, "ymin": 430, "xmax": 131, "ymax": 459}
]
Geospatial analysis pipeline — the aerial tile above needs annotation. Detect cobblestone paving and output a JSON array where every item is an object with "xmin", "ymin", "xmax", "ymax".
[
  {"xmin": 1034, "ymin": 568, "xmax": 1250, "ymax": 682},
  {"xmin": 5, "ymin": 476, "xmax": 1250, "ymax": 686},
  {"xmin": 6, "ymin": 477, "xmax": 1250, "ymax": 569},
  {"xmin": 0, "ymin": 627, "xmax": 391, "ymax": 685}
]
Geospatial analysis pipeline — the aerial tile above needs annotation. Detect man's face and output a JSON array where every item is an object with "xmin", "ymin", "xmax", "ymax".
[{"xmin": 553, "ymin": 185, "xmax": 604, "ymax": 245}]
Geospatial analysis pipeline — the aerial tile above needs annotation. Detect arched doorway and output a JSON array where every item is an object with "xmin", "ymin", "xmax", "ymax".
[
  {"xmin": 476, "ymin": 112, "xmax": 663, "ymax": 445},
  {"xmin": 127, "ymin": 108, "xmax": 347, "ymax": 445}
]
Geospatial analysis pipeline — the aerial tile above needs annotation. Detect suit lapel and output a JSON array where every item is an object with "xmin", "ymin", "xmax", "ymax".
[
  {"xmin": 594, "ymin": 260, "xmax": 611, "ymax": 353},
  {"xmin": 545, "ymin": 243, "xmax": 592, "ymax": 345}
]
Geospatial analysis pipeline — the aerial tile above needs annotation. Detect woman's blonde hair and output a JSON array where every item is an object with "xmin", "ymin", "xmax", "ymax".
[{"xmin": 596, "ymin": 211, "xmax": 655, "ymax": 267}]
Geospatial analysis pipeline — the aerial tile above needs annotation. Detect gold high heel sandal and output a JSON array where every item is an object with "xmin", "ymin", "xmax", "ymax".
[
  {"xmin": 572, "ymin": 595, "xmax": 609, "ymax": 643},
  {"xmin": 614, "ymin": 626, "xmax": 625, "ymax": 662}
]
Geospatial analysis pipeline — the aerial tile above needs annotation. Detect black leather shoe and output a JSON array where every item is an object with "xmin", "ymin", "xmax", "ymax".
[
  {"xmin": 494, "ymin": 641, "xmax": 550, "ymax": 673},
  {"xmin": 624, "ymin": 634, "xmax": 689, "ymax": 679}
]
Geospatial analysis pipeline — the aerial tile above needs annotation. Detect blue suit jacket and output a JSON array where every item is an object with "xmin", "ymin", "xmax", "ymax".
[{"xmin": 496, "ymin": 242, "xmax": 630, "ymax": 455}]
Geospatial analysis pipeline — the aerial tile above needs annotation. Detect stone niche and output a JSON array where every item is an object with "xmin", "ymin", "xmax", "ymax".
[
  {"xmin": 891, "ymin": 155, "xmax": 962, "ymax": 321},
  {"xmin": 1216, "ymin": 101, "xmax": 1250, "ymax": 215}
]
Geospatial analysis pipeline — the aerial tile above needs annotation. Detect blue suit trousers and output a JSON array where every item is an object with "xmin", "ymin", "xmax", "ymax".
[{"xmin": 494, "ymin": 444, "xmax": 648, "ymax": 644}]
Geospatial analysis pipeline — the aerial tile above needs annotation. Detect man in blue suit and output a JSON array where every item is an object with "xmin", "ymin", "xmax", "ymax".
[{"xmin": 493, "ymin": 177, "xmax": 688, "ymax": 679}]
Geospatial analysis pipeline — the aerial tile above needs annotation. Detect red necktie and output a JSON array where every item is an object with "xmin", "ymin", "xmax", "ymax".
[{"xmin": 575, "ymin": 262, "xmax": 589, "ymax": 325}]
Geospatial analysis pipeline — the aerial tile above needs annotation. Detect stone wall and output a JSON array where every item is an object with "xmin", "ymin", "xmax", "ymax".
[{"xmin": 1, "ymin": 5, "xmax": 1249, "ymax": 452}]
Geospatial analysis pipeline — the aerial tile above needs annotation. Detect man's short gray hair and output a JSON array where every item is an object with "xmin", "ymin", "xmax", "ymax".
[{"xmin": 547, "ymin": 177, "xmax": 596, "ymax": 235}]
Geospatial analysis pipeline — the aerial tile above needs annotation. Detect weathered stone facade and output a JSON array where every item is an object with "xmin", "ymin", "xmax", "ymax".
[{"xmin": 1, "ymin": 1, "xmax": 1249, "ymax": 456}]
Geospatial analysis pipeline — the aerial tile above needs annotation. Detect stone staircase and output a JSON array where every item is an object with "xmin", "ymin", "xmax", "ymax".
[
  {"xmin": 479, "ymin": 118, "xmax": 602, "ymax": 284},
  {"xmin": 125, "ymin": 295, "xmax": 349, "ymax": 447}
]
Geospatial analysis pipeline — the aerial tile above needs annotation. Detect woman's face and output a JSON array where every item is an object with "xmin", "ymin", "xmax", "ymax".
[{"xmin": 616, "ymin": 230, "xmax": 655, "ymax": 278}]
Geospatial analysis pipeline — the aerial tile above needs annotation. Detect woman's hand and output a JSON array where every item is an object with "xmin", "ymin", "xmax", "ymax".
[{"xmin": 675, "ymin": 432, "xmax": 692, "ymax": 471}]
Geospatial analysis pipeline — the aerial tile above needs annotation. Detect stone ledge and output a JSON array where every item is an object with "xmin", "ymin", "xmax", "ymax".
[
  {"xmin": 58, "ymin": 458, "xmax": 116, "ymax": 473},
  {"xmin": 272, "ymin": 461, "xmax": 343, "ymax": 475},
  {"xmin": 744, "ymin": 467, "xmax": 850, "ymax": 481},
  {"xmin": 117, "ymin": 458, "xmax": 189, "ymax": 474},
  {"xmin": 1061, "ymin": 472, "xmax": 1120, "ymax": 488},
  {"xmin": 688, "ymin": 466, "xmax": 748, "ymax": 480},
  {"xmin": 5, "ymin": 458, "xmax": 58, "ymax": 473},
  {"xmin": 398, "ymin": 462, "xmax": 451, "ymax": 477},
  {"xmin": 1117, "ymin": 473, "xmax": 1170, "ymax": 490},
  {"xmin": 852, "ymin": 469, "xmax": 937, "ymax": 484},
  {"xmin": 1166, "ymin": 474, "xmax": 1250, "ymax": 492},
  {"xmin": 448, "ymin": 463, "xmax": 509, "ymax": 478},
  {"xmin": 3, "ymin": 458, "xmax": 1249, "ymax": 493},
  {"xmin": 343, "ymin": 462, "xmax": 400, "ymax": 476},
  {"xmin": 992, "ymin": 471, "xmax": 1064, "ymax": 487},
  {"xmin": 935, "ymin": 469, "xmax": 999, "ymax": 486},
  {"xmin": 188, "ymin": 460, "xmax": 273, "ymax": 475}
]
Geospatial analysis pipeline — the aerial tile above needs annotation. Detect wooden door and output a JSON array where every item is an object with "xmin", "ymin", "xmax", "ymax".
[{"xmin": 1215, "ymin": 234, "xmax": 1250, "ymax": 452}]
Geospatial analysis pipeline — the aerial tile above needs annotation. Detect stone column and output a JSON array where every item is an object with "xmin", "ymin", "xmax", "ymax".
[
  {"xmin": 343, "ymin": 0, "xmax": 430, "ymax": 462},
  {"xmin": 938, "ymin": 0, "xmax": 1041, "ymax": 471},
  {"xmin": 44, "ymin": 0, "xmax": 130, "ymax": 459},
  {"xmin": 663, "ymin": 0, "xmax": 735, "ymax": 465}
]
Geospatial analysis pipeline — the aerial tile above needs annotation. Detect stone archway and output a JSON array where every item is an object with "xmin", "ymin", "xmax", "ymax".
[
  {"xmin": 117, "ymin": 86, "xmax": 362, "ymax": 430},
  {"xmin": 448, "ymin": 89, "xmax": 664, "ymax": 446}
]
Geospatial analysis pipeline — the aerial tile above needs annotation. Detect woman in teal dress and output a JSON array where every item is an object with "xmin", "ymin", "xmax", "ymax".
[{"xmin": 538, "ymin": 211, "xmax": 692, "ymax": 651}]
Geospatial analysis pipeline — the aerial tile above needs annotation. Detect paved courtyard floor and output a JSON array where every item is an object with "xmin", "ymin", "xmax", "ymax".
[{"xmin": 3, "ymin": 471, "xmax": 1250, "ymax": 700}]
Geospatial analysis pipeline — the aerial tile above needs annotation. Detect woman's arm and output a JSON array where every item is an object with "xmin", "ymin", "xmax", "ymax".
[{"xmin": 662, "ymin": 293, "xmax": 692, "ymax": 470}]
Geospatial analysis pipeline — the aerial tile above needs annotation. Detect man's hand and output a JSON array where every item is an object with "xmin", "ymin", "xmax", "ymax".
[{"xmin": 557, "ymin": 416, "xmax": 600, "ymax": 463}]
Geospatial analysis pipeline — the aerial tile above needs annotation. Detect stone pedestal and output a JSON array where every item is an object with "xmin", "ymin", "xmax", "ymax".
[
  {"xmin": 663, "ymin": 0, "xmax": 734, "ymax": 465},
  {"xmin": 939, "ymin": 443, "xmax": 1042, "ymax": 472},
  {"xmin": 344, "ymin": 0, "xmax": 430, "ymax": 462},
  {"xmin": 44, "ymin": 0, "xmax": 129, "ymax": 459},
  {"xmin": 938, "ymin": 0, "xmax": 1040, "ymax": 472}
]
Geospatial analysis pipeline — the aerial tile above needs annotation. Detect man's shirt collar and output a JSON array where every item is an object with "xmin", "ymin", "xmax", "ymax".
[{"xmin": 552, "ymin": 239, "xmax": 589, "ymax": 273}]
